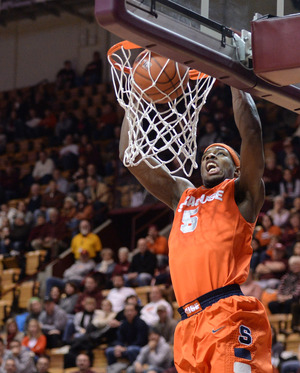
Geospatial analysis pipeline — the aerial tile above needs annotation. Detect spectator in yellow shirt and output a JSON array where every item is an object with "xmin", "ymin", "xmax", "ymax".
[{"xmin": 71, "ymin": 219, "xmax": 102, "ymax": 259}]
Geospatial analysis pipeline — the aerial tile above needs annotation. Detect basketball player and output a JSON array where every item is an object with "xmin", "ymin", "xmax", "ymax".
[{"xmin": 119, "ymin": 87, "xmax": 272, "ymax": 372}]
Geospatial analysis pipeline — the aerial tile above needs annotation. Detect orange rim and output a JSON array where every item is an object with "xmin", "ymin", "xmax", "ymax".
[{"xmin": 107, "ymin": 40, "xmax": 209, "ymax": 79}]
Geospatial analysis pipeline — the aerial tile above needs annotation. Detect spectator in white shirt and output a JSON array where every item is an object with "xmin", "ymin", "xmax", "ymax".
[
  {"xmin": 140, "ymin": 286, "xmax": 173, "ymax": 327},
  {"xmin": 32, "ymin": 151, "xmax": 55, "ymax": 185},
  {"xmin": 107, "ymin": 275, "xmax": 137, "ymax": 313}
]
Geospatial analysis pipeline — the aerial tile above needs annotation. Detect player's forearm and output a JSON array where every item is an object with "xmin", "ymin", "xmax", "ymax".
[
  {"xmin": 119, "ymin": 116, "xmax": 130, "ymax": 162},
  {"xmin": 231, "ymin": 87, "xmax": 262, "ymax": 142}
]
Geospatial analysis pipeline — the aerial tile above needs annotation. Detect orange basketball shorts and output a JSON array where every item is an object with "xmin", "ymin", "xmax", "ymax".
[{"xmin": 174, "ymin": 294, "xmax": 272, "ymax": 372}]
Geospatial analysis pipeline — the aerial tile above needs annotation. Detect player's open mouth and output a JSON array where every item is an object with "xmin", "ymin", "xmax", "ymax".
[{"xmin": 207, "ymin": 162, "xmax": 220, "ymax": 175}]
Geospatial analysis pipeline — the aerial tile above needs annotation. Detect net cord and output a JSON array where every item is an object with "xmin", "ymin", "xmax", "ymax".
[{"xmin": 108, "ymin": 42, "xmax": 216, "ymax": 177}]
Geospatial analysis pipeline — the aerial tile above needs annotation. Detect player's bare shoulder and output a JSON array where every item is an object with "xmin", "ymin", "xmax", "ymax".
[{"xmin": 172, "ymin": 176, "xmax": 195, "ymax": 211}]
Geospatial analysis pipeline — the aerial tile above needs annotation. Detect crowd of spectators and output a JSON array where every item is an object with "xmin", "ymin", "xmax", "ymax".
[{"xmin": 0, "ymin": 51, "xmax": 299, "ymax": 372}]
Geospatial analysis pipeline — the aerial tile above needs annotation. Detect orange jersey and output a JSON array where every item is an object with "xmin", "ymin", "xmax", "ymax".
[{"xmin": 169, "ymin": 178, "xmax": 255, "ymax": 307}]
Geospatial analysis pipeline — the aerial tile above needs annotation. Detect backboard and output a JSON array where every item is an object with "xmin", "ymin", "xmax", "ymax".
[{"xmin": 95, "ymin": 0, "xmax": 300, "ymax": 113}]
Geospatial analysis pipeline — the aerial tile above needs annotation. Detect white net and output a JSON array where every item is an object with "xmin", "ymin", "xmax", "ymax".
[{"xmin": 108, "ymin": 41, "xmax": 216, "ymax": 177}]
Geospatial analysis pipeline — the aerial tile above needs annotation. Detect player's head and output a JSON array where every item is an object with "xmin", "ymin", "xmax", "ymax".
[{"xmin": 201, "ymin": 143, "xmax": 240, "ymax": 188}]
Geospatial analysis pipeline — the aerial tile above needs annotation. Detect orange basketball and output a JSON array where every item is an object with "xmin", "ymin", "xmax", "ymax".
[{"xmin": 132, "ymin": 51, "xmax": 189, "ymax": 103}]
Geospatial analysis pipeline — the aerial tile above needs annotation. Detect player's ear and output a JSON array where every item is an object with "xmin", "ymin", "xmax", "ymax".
[{"xmin": 234, "ymin": 166, "xmax": 240, "ymax": 178}]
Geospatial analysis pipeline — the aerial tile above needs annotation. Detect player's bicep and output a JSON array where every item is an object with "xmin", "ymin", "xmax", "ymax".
[
  {"xmin": 239, "ymin": 133, "xmax": 264, "ymax": 196},
  {"xmin": 236, "ymin": 135, "xmax": 265, "ymax": 219}
]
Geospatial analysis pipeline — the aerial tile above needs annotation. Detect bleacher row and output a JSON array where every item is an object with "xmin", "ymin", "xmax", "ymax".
[{"xmin": 0, "ymin": 251, "xmax": 46, "ymax": 324}]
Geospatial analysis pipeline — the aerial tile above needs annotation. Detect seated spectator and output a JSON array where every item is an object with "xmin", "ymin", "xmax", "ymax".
[
  {"xmin": 263, "ymin": 155, "xmax": 283, "ymax": 197},
  {"xmin": 61, "ymin": 196, "xmax": 77, "ymax": 222},
  {"xmin": 197, "ymin": 121, "xmax": 223, "ymax": 156},
  {"xmin": 56, "ymin": 60, "xmax": 76, "ymax": 90},
  {"xmin": 0, "ymin": 204, "xmax": 9, "ymax": 228},
  {"xmin": 86, "ymin": 164, "xmax": 102, "ymax": 182},
  {"xmin": 49, "ymin": 286, "xmax": 62, "ymax": 305},
  {"xmin": 24, "ymin": 298, "xmax": 43, "ymax": 332},
  {"xmin": 140, "ymin": 287, "xmax": 173, "ymax": 327},
  {"xmin": 59, "ymin": 134, "xmax": 79, "ymax": 171},
  {"xmin": 73, "ymin": 353, "xmax": 97, "ymax": 373},
  {"xmin": 32, "ymin": 151, "xmax": 55, "ymax": 185},
  {"xmin": 255, "ymin": 214, "xmax": 281, "ymax": 249},
  {"xmin": 70, "ymin": 193, "xmax": 94, "ymax": 232},
  {"xmin": 38, "ymin": 296, "xmax": 68, "ymax": 348},
  {"xmin": 268, "ymin": 256, "xmax": 300, "ymax": 314},
  {"xmin": 126, "ymin": 328, "xmax": 173, "ymax": 373},
  {"xmin": 46, "ymin": 249, "xmax": 95, "ymax": 295},
  {"xmin": 153, "ymin": 304, "xmax": 178, "ymax": 345},
  {"xmin": 276, "ymin": 137, "xmax": 296, "ymax": 169},
  {"xmin": 82, "ymin": 51, "xmax": 103, "ymax": 86},
  {"xmin": 145, "ymin": 225, "xmax": 168, "ymax": 268},
  {"xmin": 59, "ymin": 281, "xmax": 79, "ymax": 315},
  {"xmin": 72, "ymin": 297, "xmax": 102, "ymax": 339},
  {"xmin": 292, "ymin": 241, "xmax": 300, "ymax": 257},
  {"xmin": 74, "ymin": 110, "xmax": 93, "ymax": 138},
  {"xmin": 267, "ymin": 195, "xmax": 290, "ymax": 228},
  {"xmin": 240, "ymin": 269, "xmax": 263, "ymax": 300},
  {"xmin": 255, "ymin": 243, "xmax": 288, "ymax": 289},
  {"xmin": 0, "ymin": 226, "xmax": 12, "ymax": 255},
  {"xmin": 50, "ymin": 168, "xmax": 69, "ymax": 194},
  {"xmin": 27, "ymin": 183, "xmax": 42, "ymax": 215},
  {"xmin": 40, "ymin": 181, "xmax": 65, "ymax": 212},
  {"xmin": 0, "ymin": 337, "xmax": 11, "ymax": 368},
  {"xmin": 70, "ymin": 176, "xmax": 88, "ymax": 197},
  {"xmin": 25, "ymin": 108, "xmax": 41, "ymax": 138},
  {"xmin": 2, "ymin": 358, "xmax": 17, "ymax": 373},
  {"xmin": 9, "ymin": 212, "xmax": 30, "ymax": 254},
  {"xmin": 16, "ymin": 200, "xmax": 33, "ymax": 227},
  {"xmin": 107, "ymin": 275, "xmax": 137, "ymax": 313},
  {"xmin": 105, "ymin": 304, "xmax": 148, "ymax": 367},
  {"xmin": 2, "ymin": 319, "xmax": 24, "ymax": 349},
  {"xmin": 80, "ymin": 150, "xmax": 102, "ymax": 175},
  {"xmin": 112, "ymin": 247, "xmax": 131, "ymax": 278},
  {"xmin": 71, "ymin": 220, "xmax": 101, "ymax": 260},
  {"xmin": 86, "ymin": 175, "xmax": 113, "ymax": 210},
  {"xmin": 94, "ymin": 248, "xmax": 116, "ymax": 284},
  {"xmin": 125, "ymin": 238, "xmax": 157, "ymax": 287},
  {"xmin": 7, "ymin": 339, "xmax": 36, "ymax": 373},
  {"xmin": 250, "ymin": 237, "xmax": 264, "ymax": 271},
  {"xmin": 290, "ymin": 196, "xmax": 300, "ymax": 214},
  {"xmin": 93, "ymin": 114, "xmax": 115, "ymax": 141},
  {"xmin": 21, "ymin": 319, "xmax": 47, "ymax": 357},
  {"xmin": 74, "ymin": 275, "xmax": 103, "ymax": 313},
  {"xmin": 281, "ymin": 212, "xmax": 300, "ymax": 248},
  {"xmin": 64, "ymin": 299, "xmax": 116, "ymax": 368},
  {"xmin": 55, "ymin": 111, "xmax": 75, "ymax": 142},
  {"xmin": 31, "ymin": 207, "xmax": 69, "ymax": 258},
  {"xmin": 27, "ymin": 214, "xmax": 47, "ymax": 247},
  {"xmin": 35, "ymin": 355, "xmax": 51, "ymax": 373},
  {"xmin": 39, "ymin": 109, "xmax": 57, "ymax": 136},
  {"xmin": 284, "ymin": 152, "xmax": 300, "ymax": 178},
  {"xmin": 279, "ymin": 168, "xmax": 300, "ymax": 208},
  {"xmin": 0, "ymin": 162, "xmax": 20, "ymax": 203}
]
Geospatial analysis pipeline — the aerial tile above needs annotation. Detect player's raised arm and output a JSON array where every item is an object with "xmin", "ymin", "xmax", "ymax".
[
  {"xmin": 231, "ymin": 87, "xmax": 265, "ymax": 222},
  {"xmin": 119, "ymin": 115, "xmax": 193, "ymax": 211}
]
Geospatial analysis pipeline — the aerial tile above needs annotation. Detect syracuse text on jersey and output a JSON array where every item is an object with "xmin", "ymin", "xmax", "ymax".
[{"xmin": 178, "ymin": 190, "xmax": 224, "ymax": 212}]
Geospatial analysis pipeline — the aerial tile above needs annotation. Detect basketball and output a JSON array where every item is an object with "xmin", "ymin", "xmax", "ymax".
[{"xmin": 132, "ymin": 50, "xmax": 189, "ymax": 103}]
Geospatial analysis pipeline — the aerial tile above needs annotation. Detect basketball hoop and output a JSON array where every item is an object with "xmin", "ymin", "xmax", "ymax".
[{"xmin": 107, "ymin": 40, "xmax": 216, "ymax": 177}]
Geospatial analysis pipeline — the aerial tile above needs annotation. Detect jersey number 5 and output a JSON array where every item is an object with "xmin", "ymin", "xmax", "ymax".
[{"xmin": 180, "ymin": 208, "xmax": 199, "ymax": 233}]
